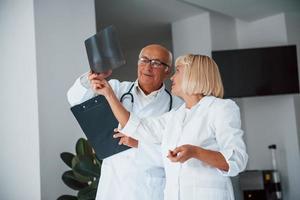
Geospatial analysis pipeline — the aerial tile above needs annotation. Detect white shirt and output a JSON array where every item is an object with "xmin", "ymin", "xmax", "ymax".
[
  {"xmin": 121, "ymin": 96, "xmax": 248, "ymax": 200},
  {"xmin": 67, "ymin": 73, "xmax": 183, "ymax": 200},
  {"xmin": 136, "ymin": 84, "xmax": 159, "ymax": 107}
]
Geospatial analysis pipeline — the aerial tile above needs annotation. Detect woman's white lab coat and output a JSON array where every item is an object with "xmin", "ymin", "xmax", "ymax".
[
  {"xmin": 67, "ymin": 74, "xmax": 182, "ymax": 200},
  {"xmin": 121, "ymin": 95, "xmax": 248, "ymax": 200}
]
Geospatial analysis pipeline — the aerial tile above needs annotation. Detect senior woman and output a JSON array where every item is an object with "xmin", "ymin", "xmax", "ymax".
[{"xmin": 92, "ymin": 54, "xmax": 248, "ymax": 200}]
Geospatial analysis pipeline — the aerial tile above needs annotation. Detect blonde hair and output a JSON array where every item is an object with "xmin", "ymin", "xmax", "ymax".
[{"xmin": 175, "ymin": 54, "xmax": 224, "ymax": 98}]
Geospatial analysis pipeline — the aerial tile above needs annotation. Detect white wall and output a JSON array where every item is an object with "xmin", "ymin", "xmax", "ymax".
[
  {"xmin": 172, "ymin": 12, "xmax": 300, "ymax": 200},
  {"xmin": 236, "ymin": 13, "xmax": 288, "ymax": 48},
  {"xmin": 0, "ymin": 0, "xmax": 41, "ymax": 199},
  {"xmin": 285, "ymin": 12, "xmax": 300, "ymax": 157},
  {"xmin": 294, "ymin": 94, "xmax": 300, "ymax": 156},
  {"xmin": 210, "ymin": 12, "xmax": 238, "ymax": 51},
  {"xmin": 172, "ymin": 12, "xmax": 212, "ymax": 58},
  {"xmin": 33, "ymin": 0, "xmax": 96, "ymax": 199}
]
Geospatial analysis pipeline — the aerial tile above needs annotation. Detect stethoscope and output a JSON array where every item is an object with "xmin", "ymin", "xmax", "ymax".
[{"xmin": 120, "ymin": 83, "xmax": 173, "ymax": 111}]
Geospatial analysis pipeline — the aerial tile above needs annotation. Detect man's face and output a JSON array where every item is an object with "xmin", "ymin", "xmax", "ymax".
[{"xmin": 137, "ymin": 46, "xmax": 170, "ymax": 92}]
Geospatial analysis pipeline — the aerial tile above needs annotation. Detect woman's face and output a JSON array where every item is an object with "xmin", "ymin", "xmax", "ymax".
[{"xmin": 170, "ymin": 64, "xmax": 184, "ymax": 97}]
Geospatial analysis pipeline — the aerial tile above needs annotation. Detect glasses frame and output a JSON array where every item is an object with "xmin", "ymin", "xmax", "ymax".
[{"xmin": 138, "ymin": 57, "xmax": 170, "ymax": 69}]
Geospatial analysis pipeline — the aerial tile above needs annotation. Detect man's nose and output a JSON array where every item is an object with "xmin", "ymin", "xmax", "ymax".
[{"xmin": 144, "ymin": 63, "xmax": 153, "ymax": 71}]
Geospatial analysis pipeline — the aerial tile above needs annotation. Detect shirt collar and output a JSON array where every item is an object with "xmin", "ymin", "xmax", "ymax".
[{"xmin": 133, "ymin": 79, "xmax": 166, "ymax": 98}]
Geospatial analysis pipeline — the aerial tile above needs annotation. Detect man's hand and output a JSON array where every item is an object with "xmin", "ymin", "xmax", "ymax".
[
  {"xmin": 113, "ymin": 129, "xmax": 138, "ymax": 148},
  {"xmin": 88, "ymin": 70, "xmax": 113, "ymax": 96},
  {"xmin": 167, "ymin": 144, "xmax": 198, "ymax": 163},
  {"xmin": 88, "ymin": 69, "xmax": 112, "ymax": 81},
  {"xmin": 90, "ymin": 78, "xmax": 114, "ymax": 97}
]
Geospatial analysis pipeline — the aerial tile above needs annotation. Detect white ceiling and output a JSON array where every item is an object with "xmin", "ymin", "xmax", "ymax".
[
  {"xmin": 181, "ymin": 0, "xmax": 300, "ymax": 21},
  {"xmin": 95, "ymin": 0, "xmax": 300, "ymax": 47},
  {"xmin": 95, "ymin": 0, "xmax": 204, "ymax": 42}
]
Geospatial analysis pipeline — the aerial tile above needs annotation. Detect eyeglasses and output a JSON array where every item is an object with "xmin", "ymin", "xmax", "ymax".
[{"xmin": 138, "ymin": 57, "xmax": 169, "ymax": 69}]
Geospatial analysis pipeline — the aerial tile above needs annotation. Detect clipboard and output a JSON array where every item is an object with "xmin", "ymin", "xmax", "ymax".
[{"xmin": 71, "ymin": 95, "xmax": 130, "ymax": 159}]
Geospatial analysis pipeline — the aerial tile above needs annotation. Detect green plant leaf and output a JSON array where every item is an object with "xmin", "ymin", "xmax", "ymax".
[
  {"xmin": 73, "ymin": 156, "xmax": 100, "ymax": 178},
  {"xmin": 63, "ymin": 170, "xmax": 91, "ymax": 183},
  {"xmin": 57, "ymin": 195, "xmax": 78, "ymax": 200},
  {"xmin": 71, "ymin": 156, "xmax": 80, "ymax": 168},
  {"xmin": 90, "ymin": 179, "xmax": 99, "ymax": 189},
  {"xmin": 62, "ymin": 170, "xmax": 88, "ymax": 190},
  {"xmin": 76, "ymin": 138, "xmax": 94, "ymax": 157},
  {"xmin": 78, "ymin": 185, "xmax": 97, "ymax": 200},
  {"xmin": 71, "ymin": 156, "xmax": 97, "ymax": 181},
  {"xmin": 95, "ymin": 158, "xmax": 102, "ymax": 168},
  {"xmin": 73, "ymin": 169, "xmax": 92, "ymax": 183},
  {"xmin": 69, "ymin": 160, "xmax": 93, "ymax": 183},
  {"xmin": 61, "ymin": 152, "xmax": 75, "ymax": 168}
]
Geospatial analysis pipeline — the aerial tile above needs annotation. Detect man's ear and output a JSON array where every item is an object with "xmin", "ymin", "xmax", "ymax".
[{"xmin": 165, "ymin": 66, "xmax": 171, "ymax": 75}]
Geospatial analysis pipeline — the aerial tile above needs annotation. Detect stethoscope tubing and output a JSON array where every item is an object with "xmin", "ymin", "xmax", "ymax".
[{"xmin": 120, "ymin": 83, "xmax": 172, "ymax": 111}]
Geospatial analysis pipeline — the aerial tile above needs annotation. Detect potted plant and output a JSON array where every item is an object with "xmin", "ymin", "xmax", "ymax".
[{"xmin": 57, "ymin": 138, "xmax": 102, "ymax": 200}]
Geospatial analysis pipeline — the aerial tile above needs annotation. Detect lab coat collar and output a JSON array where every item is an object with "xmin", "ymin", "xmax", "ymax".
[
  {"xmin": 178, "ymin": 95, "xmax": 216, "ymax": 112},
  {"xmin": 175, "ymin": 96, "xmax": 216, "ymax": 126}
]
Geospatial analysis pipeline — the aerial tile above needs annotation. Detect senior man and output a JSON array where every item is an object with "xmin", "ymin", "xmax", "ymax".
[{"xmin": 67, "ymin": 44, "xmax": 182, "ymax": 200}]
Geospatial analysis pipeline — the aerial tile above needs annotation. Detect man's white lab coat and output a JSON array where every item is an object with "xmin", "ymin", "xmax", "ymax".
[
  {"xmin": 67, "ymin": 74, "xmax": 182, "ymax": 200},
  {"xmin": 121, "ymin": 95, "xmax": 248, "ymax": 200}
]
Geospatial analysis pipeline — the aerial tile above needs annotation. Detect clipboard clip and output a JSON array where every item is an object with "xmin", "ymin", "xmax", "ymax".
[{"xmin": 81, "ymin": 96, "xmax": 104, "ymax": 112}]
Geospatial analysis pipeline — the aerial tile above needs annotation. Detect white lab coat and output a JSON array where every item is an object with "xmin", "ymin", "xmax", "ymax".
[
  {"xmin": 67, "ymin": 74, "xmax": 183, "ymax": 200},
  {"xmin": 121, "ymin": 96, "xmax": 248, "ymax": 200}
]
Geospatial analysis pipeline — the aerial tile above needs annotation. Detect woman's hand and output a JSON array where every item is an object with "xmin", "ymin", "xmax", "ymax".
[
  {"xmin": 113, "ymin": 129, "xmax": 138, "ymax": 148},
  {"xmin": 167, "ymin": 144, "xmax": 198, "ymax": 163},
  {"xmin": 168, "ymin": 144, "xmax": 229, "ymax": 171}
]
